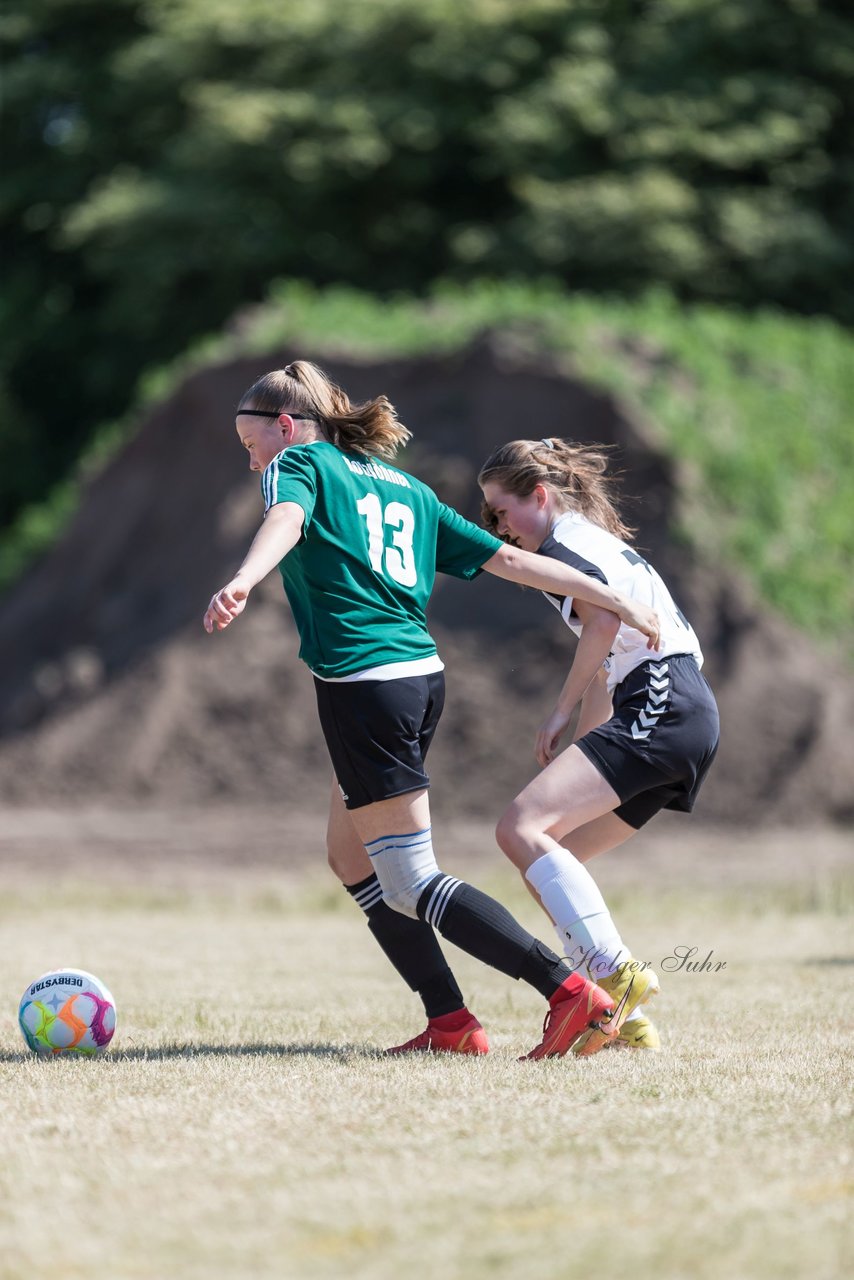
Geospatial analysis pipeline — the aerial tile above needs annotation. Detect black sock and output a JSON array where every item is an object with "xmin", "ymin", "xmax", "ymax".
[
  {"xmin": 517, "ymin": 940, "xmax": 572, "ymax": 1001},
  {"xmin": 345, "ymin": 874, "xmax": 465, "ymax": 1018},
  {"xmin": 417, "ymin": 875, "xmax": 569, "ymax": 1000}
]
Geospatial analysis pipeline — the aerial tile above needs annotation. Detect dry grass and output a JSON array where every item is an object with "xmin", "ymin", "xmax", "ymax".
[{"xmin": 0, "ymin": 814, "xmax": 852, "ymax": 1280}]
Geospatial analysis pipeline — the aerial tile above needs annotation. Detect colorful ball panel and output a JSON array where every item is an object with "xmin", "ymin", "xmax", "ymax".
[{"xmin": 18, "ymin": 969, "xmax": 117, "ymax": 1057}]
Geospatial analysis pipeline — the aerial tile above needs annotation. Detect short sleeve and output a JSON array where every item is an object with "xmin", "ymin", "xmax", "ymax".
[
  {"xmin": 261, "ymin": 447, "xmax": 318, "ymax": 528},
  {"xmin": 435, "ymin": 503, "xmax": 502, "ymax": 580}
]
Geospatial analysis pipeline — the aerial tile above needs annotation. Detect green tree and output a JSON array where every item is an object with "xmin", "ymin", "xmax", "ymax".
[{"xmin": 2, "ymin": 0, "xmax": 852, "ymax": 526}]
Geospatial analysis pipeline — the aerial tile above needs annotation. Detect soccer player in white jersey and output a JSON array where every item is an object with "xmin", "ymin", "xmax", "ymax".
[
  {"xmin": 479, "ymin": 437, "xmax": 720, "ymax": 1053},
  {"xmin": 204, "ymin": 362, "xmax": 664, "ymax": 1058}
]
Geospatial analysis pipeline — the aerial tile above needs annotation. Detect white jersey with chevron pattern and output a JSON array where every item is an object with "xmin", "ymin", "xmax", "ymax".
[{"xmin": 537, "ymin": 510, "xmax": 703, "ymax": 693}]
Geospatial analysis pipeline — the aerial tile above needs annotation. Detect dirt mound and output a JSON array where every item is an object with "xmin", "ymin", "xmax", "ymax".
[{"xmin": 0, "ymin": 335, "xmax": 851, "ymax": 825}]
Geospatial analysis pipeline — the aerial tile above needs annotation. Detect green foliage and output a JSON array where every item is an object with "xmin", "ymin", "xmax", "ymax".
[{"xmin": 2, "ymin": 0, "xmax": 853, "ymax": 526}]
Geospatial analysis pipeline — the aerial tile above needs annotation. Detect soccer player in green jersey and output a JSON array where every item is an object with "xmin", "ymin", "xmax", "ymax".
[{"xmin": 204, "ymin": 361, "xmax": 661, "ymax": 1058}]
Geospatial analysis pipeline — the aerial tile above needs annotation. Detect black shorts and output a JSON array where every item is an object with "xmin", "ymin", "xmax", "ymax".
[
  {"xmin": 313, "ymin": 671, "xmax": 446, "ymax": 810},
  {"xmin": 576, "ymin": 654, "xmax": 720, "ymax": 830}
]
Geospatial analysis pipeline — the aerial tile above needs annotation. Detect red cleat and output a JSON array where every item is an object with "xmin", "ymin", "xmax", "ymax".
[
  {"xmin": 386, "ymin": 1011, "xmax": 489, "ymax": 1056},
  {"xmin": 523, "ymin": 976, "xmax": 615, "ymax": 1060}
]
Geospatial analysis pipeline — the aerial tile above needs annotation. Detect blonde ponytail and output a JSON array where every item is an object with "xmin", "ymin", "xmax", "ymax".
[{"xmin": 238, "ymin": 361, "xmax": 411, "ymax": 461}]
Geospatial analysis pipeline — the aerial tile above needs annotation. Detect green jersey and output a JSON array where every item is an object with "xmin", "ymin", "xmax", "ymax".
[{"xmin": 261, "ymin": 442, "xmax": 502, "ymax": 679}]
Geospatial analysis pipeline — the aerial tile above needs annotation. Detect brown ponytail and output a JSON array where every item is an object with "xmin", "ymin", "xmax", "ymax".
[
  {"xmin": 238, "ymin": 361, "xmax": 411, "ymax": 461},
  {"xmin": 478, "ymin": 438, "xmax": 635, "ymax": 541}
]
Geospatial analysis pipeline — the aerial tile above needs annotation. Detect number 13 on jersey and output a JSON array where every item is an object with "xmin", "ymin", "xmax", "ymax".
[{"xmin": 356, "ymin": 494, "xmax": 418, "ymax": 587}]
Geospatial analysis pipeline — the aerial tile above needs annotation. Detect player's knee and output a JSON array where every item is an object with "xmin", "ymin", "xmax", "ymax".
[
  {"xmin": 495, "ymin": 806, "xmax": 520, "ymax": 855},
  {"xmin": 369, "ymin": 830, "xmax": 441, "ymax": 919},
  {"xmin": 495, "ymin": 806, "xmax": 534, "ymax": 870}
]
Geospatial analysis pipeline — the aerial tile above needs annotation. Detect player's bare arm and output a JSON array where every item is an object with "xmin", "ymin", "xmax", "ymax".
[
  {"xmin": 483, "ymin": 543, "xmax": 660, "ymax": 650},
  {"xmin": 535, "ymin": 601, "xmax": 619, "ymax": 767},
  {"xmin": 203, "ymin": 502, "xmax": 304, "ymax": 633},
  {"xmin": 571, "ymin": 665, "xmax": 613, "ymax": 743}
]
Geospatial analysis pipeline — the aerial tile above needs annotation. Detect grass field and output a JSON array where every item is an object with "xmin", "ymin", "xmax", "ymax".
[{"xmin": 1, "ymin": 811, "xmax": 851, "ymax": 1280}]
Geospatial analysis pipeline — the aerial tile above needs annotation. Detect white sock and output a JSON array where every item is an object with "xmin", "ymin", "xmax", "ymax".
[{"xmin": 526, "ymin": 847, "xmax": 628, "ymax": 981}]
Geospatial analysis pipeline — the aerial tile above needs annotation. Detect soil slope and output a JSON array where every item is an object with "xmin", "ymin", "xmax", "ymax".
[{"xmin": 0, "ymin": 335, "xmax": 851, "ymax": 825}]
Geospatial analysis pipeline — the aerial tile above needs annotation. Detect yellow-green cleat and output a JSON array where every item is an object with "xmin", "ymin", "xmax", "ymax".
[
  {"xmin": 606, "ymin": 1012, "xmax": 661, "ymax": 1051},
  {"xmin": 573, "ymin": 958, "xmax": 660, "ymax": 1057}
]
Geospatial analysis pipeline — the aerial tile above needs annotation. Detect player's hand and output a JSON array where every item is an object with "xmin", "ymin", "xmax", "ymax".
[
  {"xmin": 535, "ymin": 708, "xmax": 573, "ymax": 769},
  {"xmin": 619, "ymin": 600, "xmax": 661, "ymax": 650},
  {"xmin": 203, "ymin": 580, "xmax": 249, "ymax": 633}
]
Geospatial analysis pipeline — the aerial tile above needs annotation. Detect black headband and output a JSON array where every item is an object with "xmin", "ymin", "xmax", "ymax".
[{"xmin": 237, "ymin": 409, "xmax": 316, "ymax": 420}]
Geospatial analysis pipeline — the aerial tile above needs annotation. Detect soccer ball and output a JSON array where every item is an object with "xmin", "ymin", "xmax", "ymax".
[{"xmin": 18, "ymin": 968, "xmax": 117, "ymax": 1057}]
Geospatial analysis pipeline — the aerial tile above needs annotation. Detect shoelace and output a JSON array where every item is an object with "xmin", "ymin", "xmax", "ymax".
[{"xmin": 539, "ymin": 994, "xmax": 574, "ymax": 1045}]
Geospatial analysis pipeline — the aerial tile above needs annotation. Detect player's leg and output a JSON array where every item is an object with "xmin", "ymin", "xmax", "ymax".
[
  {"xmin": 561, "ymin": 810, "xmax": 661, "ymax": 1050},
  {"xmin": 515, "ymin": 810, "xmax": 659, "ymax": 1050},
  {"xmin": 566, "ymin": 655, "xmax": 719, "ymax": 1051},
  {"xmin": 495, "ymin": 745, "xmax": 659, "ymax": 1051},
  {"xmin": 326, "ymin": 781, "xmax": 487, "ymax": 1054},
  {"xmin": 315, "ymin": 671, "xmax": 613, "ymax": 1057},
  {"xmin": 558, "ymin": 810, "xmax": 637, "ymax": 861},
  {"xmin": 347, "ymin": 787, "xmax": 616, "ymax": 1058},
  {"xmin": 521, "ymin": 810, "xmax": 635, "ymax": 914},
  {"xmin": 496, "ymin": 743, "xmax": 630, "ymax": 972}
]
